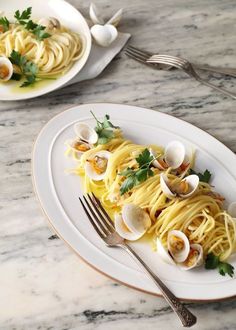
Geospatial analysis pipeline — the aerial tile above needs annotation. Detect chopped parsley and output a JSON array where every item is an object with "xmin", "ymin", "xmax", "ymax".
[
  {"xmin": 205, "ymin": 253, "xmax": 234, "ymax": 278},
  {"xmin": 119, "ymin": 148, "xmax": 155, "ymax": 195}
]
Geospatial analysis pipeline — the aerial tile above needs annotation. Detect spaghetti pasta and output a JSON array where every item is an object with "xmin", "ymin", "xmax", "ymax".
[
  {"xmin": 0, "ymin": 22, "xmax": 84, "ymax": 77},
  {"xmin": 66, "ymin": 132, "xmax": 236, "ymax": 263}
]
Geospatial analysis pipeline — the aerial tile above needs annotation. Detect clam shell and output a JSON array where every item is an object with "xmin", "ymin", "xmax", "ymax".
[
  {"xmin": 65, "ymin": 139, "xmax": 91, "ymax": 155},
  {"xmin": 179, "ymin": 244, "xmax": 203, "ymax": 270},
  {"xmin": 168, "ymin": 230, "xmax": 190, "ymax": 263},
  {"xmin": 38, "ymin": 17, "xmax": 60, "ymax": 29},
  {"xmin": 90, "ymin": 24, "xmax": 118, "ymax": 47},
  {"xmin": 0, "ymin": 57, "xmax": 13, "ymax": 81},
  {"xmin": 74, "ymin": 122, "xmax": 98, "ymax": 144},
  {"xmin": 179, "ymin": 174, "xmax": 199, "ymax": 198},
  {"xmin": 84, "ymin": 150, "xmax": 111, "ymax": 181},
  {"xmin": 122, "ymin": 204, "xmax": 151, "ymax": 235},
  {"xmin": 106, "ymin": 8, "xmax": 123, "ymax": 27},
  {"xmin": 114, "ymin": 213, "xmax": 143, "ymax": 241},
  {"xmin": 160, "ymin": 173, "xmax": 176, "ymax": 198},
  {"xmin": 89, "ymin": 3, "xmax": 104, "ymax": 25},
  {"xmin": 164, "ymin": 141, "xmax": 185, "ymax": 169},
  {"xmin": 156, "ymin": 238, "xmax": 175, "ymax": 265},
  {"xmin": 149, "ymin": 148, "xmax": 165, "ymax": 170},
  {"xmin": 228, "ymin": 202, "xmax": 236, "ymax": 218}
]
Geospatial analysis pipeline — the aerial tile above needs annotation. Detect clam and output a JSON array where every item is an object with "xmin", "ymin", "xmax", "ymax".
[
  {"xmin": 160, "ymin": 173, "xmax": 199, "ymax": 198},
  {"xmin": 84, "ymin": 150, "xmax": 111, "ymax": 181},
  {"xmin": 74, "ymin": 122, "xmax": 98, "ymax": 145},
  {"xmin": 180, "ymin": 244, "xmax": 203, "ymax": 270},
  {"xmin": 167, "ymin": 230, "xmax": 190, "ymax": 263},
  {"xmin": 106, "ymin": 8, "xmax": 123, "ymax": 27},
  {"xmin": 149, "ymin": 148, "xmax": 167, "ymax": 170},
  {"xmin": 0, "ymin": 57, "xmax": 13, "ymax": 81},
  {"xmin": 164, "ymin": 141, "xmax": 185, "ymax": 169},
  {"xmin": 38, "ymin": 17, "xmax": 61, "ymax": 29},
  {"xmin": 114, "ymin": 204, "xmax": 151, "ymax": 241},
  {"xmin": 228, "ymin": 202, "xmax": 236, "ymax": 218},
  {"xmin": 156, "ymin": 238, "xmax": 176, "ymax": 265},
  {"xmin": 160, "ymin": 173, "xmax": 176, "ymax": 198},
  {"xmin": 89, "ymin": 3, "xmax": 104, "ymax": 25},
  {"xmin": 65, "ymin": 138, "xmax": 91, "ymax": 155},
  {"xmin": 90, "ymin": 24, "xmax": 118, "ymax": 47}
]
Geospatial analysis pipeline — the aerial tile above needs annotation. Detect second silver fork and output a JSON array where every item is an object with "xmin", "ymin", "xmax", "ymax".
[{"xmin": 79, "ymin": 193, "xmax": 197, "ymax": 328}]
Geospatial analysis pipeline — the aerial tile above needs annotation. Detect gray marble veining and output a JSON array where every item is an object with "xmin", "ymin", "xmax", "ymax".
[{"xmin": 1, "ymin": 0, "xmax": 236, "ymax": 329}]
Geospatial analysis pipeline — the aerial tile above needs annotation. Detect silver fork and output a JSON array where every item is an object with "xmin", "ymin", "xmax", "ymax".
[
  {"xmin": 147, "ymin": 54, "xmax": 236, "ymax": 99},
  {"xmin": 125, "ymin": 45, "xmax": 236, "ymax": 78},
  {"xmin": 79, "ymin": 193, "xmax": 197, "ymax": 328}
]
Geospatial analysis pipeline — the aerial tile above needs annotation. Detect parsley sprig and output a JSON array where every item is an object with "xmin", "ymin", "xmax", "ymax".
[
  {"xmin": 91, "ymin": 111, "xmax": 119, "ymax": 145},
  {"xmin": 14, "ymin": 7, "xmax": 51, "ymax": 41},
  {"xmin": 119, "ymin": 148, "xmax": 155, "ymax": 195},
  {"xmin": 0, "ymin": 16, "xmax": 10, "ymax": 32},
  {"xmin": 9, "ymin": 50, "xmax": 38, "ymax": 87},
  {"xmin": 205, "ymin": 253, "xmax": 234, "ymax": 277},
  {"xmin": 189, "ymin": 169, "xmax": 211, "ymax": 183}
]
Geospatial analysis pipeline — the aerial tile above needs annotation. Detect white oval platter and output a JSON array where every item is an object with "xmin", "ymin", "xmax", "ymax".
[{"xmin": 32, "ymin": 103, "xmax": 236, "ymax": 301}]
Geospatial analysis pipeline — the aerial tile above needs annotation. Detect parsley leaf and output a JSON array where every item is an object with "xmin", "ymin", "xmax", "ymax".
[
  {"xmin": 14, "ymin": 7, "xmax": 51, "ymax": 41},
  {"xmin": 136, "ymin": 148, "xmax": 154, "ymax": 168},
  {"xmin": 31, "ymin": 25, "xmax": 51, "ymax": 41},
  {"xmin": 14, "ymin": 7, "xmax": 32, "ymax": 24},
  {"xmin": 189, "ymin": 169, "xmax": 211, "ymax": 183},
  {"xmin": 205, "ymin": 253, "xmax": 234, "ymax": 278},
  {"xmin": 205, "ymin": 253, "xmax": 219, "ymax": 269},
  {"xmin": 9, "ymin": 50, "xmax": 38, "ymax": 87},
  {"xmin": 0, "ymin": 16, "xmax": 10, "ymax": 32},
  {"xmin": 91, "ymin": 111, "xmax": 120, "ymax": 145},
  {"xmin": 120, "ymin": 175, "xmax": 138, "ymax": 196},
  {"xmin": 218, "ymin": 262, "xmax": 234, "ymax": 278},
  {"xmin": 119, "ymin": 148, "xmax": 155, "ymax": 195}
]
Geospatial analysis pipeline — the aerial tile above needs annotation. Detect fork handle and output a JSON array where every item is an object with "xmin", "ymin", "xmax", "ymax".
[
  {"xmin": 194, "ymin": 64, "xmax": 236, "ymax": 78},
  {"xmin": 194, "ymin": 76, "xmax": 236, "ymax": 99},
  {"xmin": 121, "ymin": 243, "xmax": 197, "ymax": 327}
]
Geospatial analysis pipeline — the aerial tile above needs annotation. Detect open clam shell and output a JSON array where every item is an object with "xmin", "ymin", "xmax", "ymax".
[
  {"xmin": 228, "ymin": 202, "xmax": 236, "ymax": 218},
  {"xmin": 74, "ymin": 122, "xmax": 98, "ymax": 145},
  {"xmin": 179, "ymin": 244, "xmax": 203, "ymax": 270},
  {"xmin": 84, "ymin": 150, "xmax": 111, "ymax": 181},
  {"xmin": 167, "ymin": 230, "xmax": 190, "ymax": 263},
  {"xmin": 114, "ymin": 204, "xmax": 151, "ymax": 241},
  {"xmin": 164, "ymin": 141, "xmax": 186, "ymax": 169},
  {"xmin": 89, "ymin": 3, "xmax": 104, "ymax": 25},
  {"xmin": 178, "ymin": 174, "xmax": 199, "ymax": 198},
  {"xmin": 0, "ymin": 57, "xmax": 13, "ymax": 81},
  {"xmin": 65, "ymin": 139, "xmax": 91, "ymax": 155},
  {"xmin": 160, "ymin": 173, "xmax": 176, "ymax": 198},
  {"xmin": 156, "ymin": 238, "xmax": 176, "ymax": 265},
  {"xmin": 114, "ymin": 213, "xmax": 143, "ymax": 241},
  {"xmin": 106, "ymin": 8, "xmax": 123, "ymax": 27}
]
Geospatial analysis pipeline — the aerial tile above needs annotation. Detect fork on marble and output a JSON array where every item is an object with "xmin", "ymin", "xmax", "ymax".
[
  {"xmin": 79, "ymin": 193, "xmax": 197, "ymax": 328},
  {"xmin": 125, "ymin": 45, "xmax": 236, "ymax": 99}
]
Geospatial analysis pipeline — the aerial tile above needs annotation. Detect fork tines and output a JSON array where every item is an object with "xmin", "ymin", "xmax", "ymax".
[
  {"xmin": 125, "ymin": 45, "xmax": 151, "ymax": 64},
  {"xmin": 79, "ymin": 193, "xmax": 115, "ymax": 239}
]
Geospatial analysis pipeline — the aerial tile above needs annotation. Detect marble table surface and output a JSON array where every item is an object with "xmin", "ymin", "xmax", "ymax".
[{"xmin": 1, "ymin": 0, "xmax": 236, "ymax": 329}]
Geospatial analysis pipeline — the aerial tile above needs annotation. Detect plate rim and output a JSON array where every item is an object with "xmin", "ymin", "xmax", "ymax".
[
  {"xmin": 0, "ymin": 0, "xmax": 91, "ymax": 101},
  {"xmin": 32, "ymin": 102, "xmax": 236, "ymax": 302}
]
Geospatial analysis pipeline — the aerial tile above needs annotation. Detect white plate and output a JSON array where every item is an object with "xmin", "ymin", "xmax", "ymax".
[
  {"xmin": 0, "ymin": 0, "xmax": 91, "ymax": 100},
  {"xmin": 32, "ymin": 103, "xmax": 236, "ymax": 301}
]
